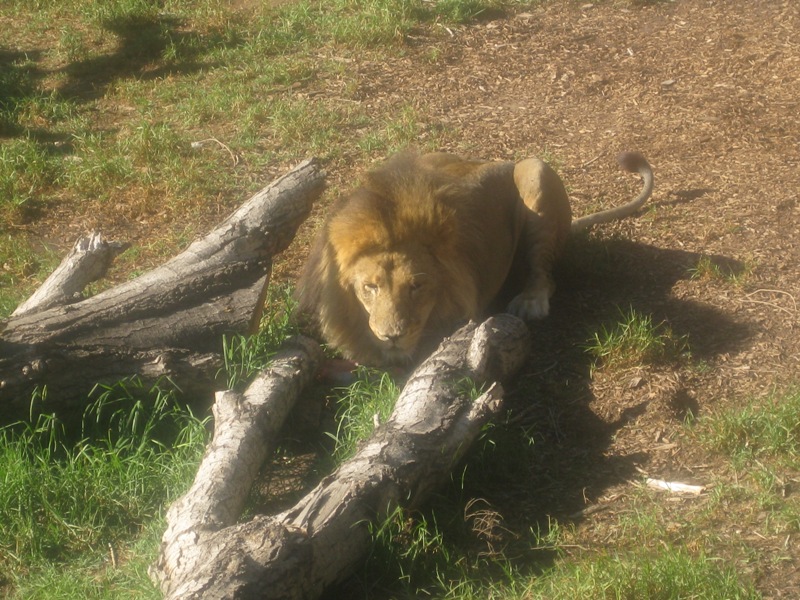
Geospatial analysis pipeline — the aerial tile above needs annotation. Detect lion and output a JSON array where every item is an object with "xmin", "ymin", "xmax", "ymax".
[{"xmin": 296, "ymin": 150, "xmax": 653, "ymax": 367}]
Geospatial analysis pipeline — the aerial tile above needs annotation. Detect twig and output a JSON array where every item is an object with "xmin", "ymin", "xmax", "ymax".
[
  {"xmin": 437, "ymin": 23, "xmax": 455, "ymax": 37},
  {"xmin": 645, "ymin": 478, "xmax": 705, "ymax": 495},
  {"xmin": 191, "ymin": 137, "xmax": 239, "ymax": 167},
  {"xmin": 580, "ymin": 154, "xmax": 603, "ymax": 169},
  {"xmin": 742, "ymin": 288, "xmax": 797, "ymax": 317},
  {"xmin": 568, "ymin": 503, "xmax": 610, "ymax": 518}
]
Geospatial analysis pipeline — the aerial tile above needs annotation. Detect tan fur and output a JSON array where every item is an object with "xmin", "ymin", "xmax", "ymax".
[{"xmin": 296, "ymin": 150, "xmax": 653, "ymax": 366}]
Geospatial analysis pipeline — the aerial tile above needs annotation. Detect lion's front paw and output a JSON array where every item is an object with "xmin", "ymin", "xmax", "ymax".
[{"xmin": 507, "ymin": 289, "xmax": 550, "ymax": 320}]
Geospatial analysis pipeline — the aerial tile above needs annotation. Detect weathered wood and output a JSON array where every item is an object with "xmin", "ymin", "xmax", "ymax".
[
  {"xmin": 11, "ymin": 231, "xmax": 129, "ymax": 317},
  {"xmin": 0, "ymin": 159, "xmax": 325, "ymax": 421},
  {"xmin": 150, "ymin": 336, "xmax": 324, "ymax": 599},
  {"xmin": 151, "ymin": 315, "xmax": 530, "ymax": 600}
]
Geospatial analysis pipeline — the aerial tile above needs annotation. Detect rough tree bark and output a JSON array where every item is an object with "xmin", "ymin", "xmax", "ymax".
[
  {"xmin": 0, "ymin": 159, "xmax": 325, "ymax": 422},
  {"xmin": 150, "ymin": 314, "xmax": 530, "ymax": 600},
  {"xmin": 11, "ymin": 231, "xmax": 130, "ymax": 318}
]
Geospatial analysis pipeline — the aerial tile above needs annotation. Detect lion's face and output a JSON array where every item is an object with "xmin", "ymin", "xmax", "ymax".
[{"xmin": 347, "ymin": 249, "xmax": 439, "ymax": 362}]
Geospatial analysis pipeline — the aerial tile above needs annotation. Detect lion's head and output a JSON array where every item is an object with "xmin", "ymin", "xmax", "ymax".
[{"xmin": 296, "ymin": 153, "xmax": 486, "ymax": 366}]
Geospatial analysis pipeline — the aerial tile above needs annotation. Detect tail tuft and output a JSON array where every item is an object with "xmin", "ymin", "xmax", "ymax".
[
  {"xmin": 571, "ymin": 152, "xmax": 654, "ymax": 232},
  {"xmin": 617, "ymin": 151, "xmax": 651, "ymax": 175}
]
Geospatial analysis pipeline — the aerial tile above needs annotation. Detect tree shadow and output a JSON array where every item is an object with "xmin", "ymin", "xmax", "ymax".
[
  {"xmin": 57, "ymin": 14, "xmax": 233, "ymax": 103},
  {"xmin": 2, "ymin": 14, "xmax": 239, "ymax": 124},
  {"xmin": 0, "ymin": 48, "xmax": 47, "ymax": 137},
  {"xmin": 326, "ymin": 237, "xmax": 755, "ymax": 597},
  {"xmin": 0, "ymin": 15, "xmax": 243, "ymax": 169}
]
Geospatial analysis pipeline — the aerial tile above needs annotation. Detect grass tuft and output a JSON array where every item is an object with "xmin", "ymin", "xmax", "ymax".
[
  {"xmin": 687, "ymin": 388, "xmax": 800, "ymax": 537},
  {"xmin": 0, "ymin": 137, "xmax": 59, "ymax": 209},
  {"xmin": 693, "ymin": 388, "xmax": 800, "ymax": 467},
  {"xmin": 328, "ymin": 368, "xmax": 400, "ymax": 462},
  {"xmin": 365, "ymin": 505, "xmax": 456, "ymax": 592},
  {"xmin": 689, "ymin": 255, "xmax": 753, "ymax": 286},
  {"xmin": 522, "ymin": 548, "xmax": 760, "ymax": 600},
  {"xmin": 586, "ymin": 306, "xmax": 689, "ymax": 371},
  {"xmin": 429, "ymin": 0, "xmax": 507, "ymax": 23},
  {"xmin": 220, "ymin": 284, "xmax": 301, "ymax": 390}
]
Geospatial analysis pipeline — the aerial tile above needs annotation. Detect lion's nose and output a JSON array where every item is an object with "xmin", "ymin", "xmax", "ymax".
[
  {"xmin": 376, "ymin": 324, "xmax": 406, "ymax": 344},
  {"xmin": 371, "ymin": 314, "xmax": 408, "ymax": 344},
  {"xmin": 376, "ymin": 329, "xmax": 402, "ymax": 343}
]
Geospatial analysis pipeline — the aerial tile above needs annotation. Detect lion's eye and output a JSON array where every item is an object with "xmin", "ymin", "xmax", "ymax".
[
  {"xmin": 363, "ymin": 283, "xmax": 378, "ymax": 294},
  {"xmin": 409, "ymin": 281, "xmax": 423, "ymax": 295}
]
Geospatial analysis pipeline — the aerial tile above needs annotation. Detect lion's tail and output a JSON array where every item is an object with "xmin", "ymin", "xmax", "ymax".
[{"xmin": 570, "ymin": 152, "xmax": 654, "ymax": 232}]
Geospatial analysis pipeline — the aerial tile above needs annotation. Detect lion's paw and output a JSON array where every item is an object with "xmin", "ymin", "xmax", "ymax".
[{"xmin": 507, "ymin": 290, "xmax": 551, "ymax": 320}]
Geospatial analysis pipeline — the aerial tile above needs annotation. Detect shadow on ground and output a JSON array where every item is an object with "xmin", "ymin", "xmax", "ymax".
[
  {"xmin": 502, "ymin": 238, "xmax": 750, "ymax": 503},
  {"xmin": 1, "ymin": 14, "xmax": 237, "ymax": 138},
  {"xmin": 484, "ymin": 239, "xmax": 750, "ymax": 559},
  {"xmin": 57, "ymin": 14, "xmax": 230, "ymax": 103}
]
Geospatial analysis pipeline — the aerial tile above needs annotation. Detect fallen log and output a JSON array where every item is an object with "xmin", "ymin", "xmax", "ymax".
[
  {"xmin": 151, "ymin": 314, "xmax": 530, "ymax": 600},
  {"xmin": 0, "ymin": 159, "xmax": 325, "ymax": 422}
]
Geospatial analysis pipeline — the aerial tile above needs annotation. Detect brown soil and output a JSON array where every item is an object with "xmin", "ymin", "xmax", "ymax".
[{"xmin": 277, "ymin": 1, "xmax": 800, "ymax": 595}]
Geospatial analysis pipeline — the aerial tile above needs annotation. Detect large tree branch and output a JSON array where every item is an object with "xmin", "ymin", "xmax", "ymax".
[{"xmin": 151, "ymin": 315, "xmax": 530, "ymax": 600}]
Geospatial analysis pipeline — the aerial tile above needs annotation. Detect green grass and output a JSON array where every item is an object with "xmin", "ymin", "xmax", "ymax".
[
  {"xmin": 0, "ymin": 137, "xmax": 60, "ymax": 209},
  {"xmin": 689, "ymin": 255, "xmax": 753, "ymax": 286},
  {"xmin": 327, "ymin": 370, "xmax": 483, "ymax": 463},
  {"xmin": 0, "ymin": 280, "xmax": 310, "ymax": 597},
  {"xmin": 695, "ymin": 388, "xmax": 800, "ymax": 466},
  {"xmin": 1, "ymin": 280, "xmax": 770, "ymax": 598},
  {"xmin": 365, "ymin": 459, "xmax": 735, "ymax": 598},
  {"xmin": 0, "ymin": 1, "xmax": 781, "ymax": 597},
  {"xmin": 515, "ymin": 549, "xmax": 759, "ymax": 600},
  {"xmin": 586, "ymin": 306, "xmax": 689, "ymax": 371},
  {"xmin": 338, "ymin": 375, "xmax": 760, "ymax": 599},
  {"xmin": 0, "ymin": 0, "xmax": 518, "ymax": 311},
  {"xmin": 10, "ymin": 519, "xmax": 167, "ymax": 600},
  {"xmin": 387, "ymin": 545, "xmax": 757, "ymax": 599},
  {"xmin": 220, "ymin": 283, "xmax": 301, "ymax": 390},
  {"xmin": 333, "ymin": 378, "xmax": 794, "ymax": 599},
  {"xmin": 687, "ymin": 388, "xmax": 800, "ymax": 536},
  {"xmin": 0, "ymin": 378, "xmax": 209, "ymax": 597},
  {"xmin": 328, "ymin": 367, "xmax": 401, "ymax": 461}
]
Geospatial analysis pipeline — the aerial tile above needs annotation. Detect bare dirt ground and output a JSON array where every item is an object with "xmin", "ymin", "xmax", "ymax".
[{"xmin": 274, "ymin": 0, "xmax": 800, "ymax": 596}]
